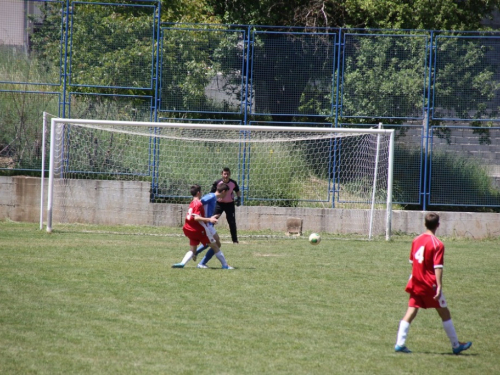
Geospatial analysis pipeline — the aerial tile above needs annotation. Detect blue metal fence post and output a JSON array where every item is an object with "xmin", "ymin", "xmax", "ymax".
[
  {"xmin": 330, "ymin": 28, "xmax": 344, "ymax": 208},
  {"xmin": 422, "ymin": 31, "xmax": 436, "ymax": 211},
  {"xmin": 239, "ymin": 25, "xmax": 253, "ymax": 206},
  {"xmin": 60, "ymin": 0, "xmax": 71, "ymax": 118},
  {"xmin": 333, "ymin": 28, "xmax": 342, "ymax": 129},
  {"xmin": 151, "ymin": 1, "xmax": 162, "ymax": 200}
]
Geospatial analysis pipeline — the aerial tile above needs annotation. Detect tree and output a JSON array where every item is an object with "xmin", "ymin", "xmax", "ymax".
[
  {"xmin": 206, "ymin": 0, "xmax": 500, "ymax": 31},
  {"xmin": 161, "ymin": 0, "xmax": 220, "ymax": 23}
]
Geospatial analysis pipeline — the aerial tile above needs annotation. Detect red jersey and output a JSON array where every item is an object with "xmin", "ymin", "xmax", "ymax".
[
  {"xmin": 405, "ymin": 233, "xmax": 444, "ymax": 296},
  {"xmin": 183, "ymin": 199, "xmax": 205, "ymax": 232}
]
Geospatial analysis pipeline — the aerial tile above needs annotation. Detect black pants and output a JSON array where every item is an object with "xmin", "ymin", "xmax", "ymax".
[{"xmin": 215, "ymin": 201, "xmax": 238, "ymax": 243}]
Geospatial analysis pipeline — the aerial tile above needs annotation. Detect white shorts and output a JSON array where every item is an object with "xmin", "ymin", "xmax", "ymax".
[{"xmin": 200, "ymin": 222, "xmax": 217, "ymax": 243}]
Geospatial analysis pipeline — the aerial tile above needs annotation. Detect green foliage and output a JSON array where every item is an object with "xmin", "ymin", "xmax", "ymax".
[
  {"xmin": 251, "ymin": 32, "xmax": 334, "ymax": 120},
  {"xmin": 68, "ymin": 94, "xmax": 153, "ymax": 122},
  {"xmin": 70, "ymin": 3, "xmax": 156, "ymax": 89},
  {"xmin": 348, "ymin": 0, "xmax": 500, "ymax": 30},
  {"xmin": 26, "ymin": 0, "xmax": 64, "ymax": 69},
  {"xmin": 342, "ymin": 34, "xmax": 427, "ymax": 119},
  {"xmin": 206, "ymin": 0, "xmax": 500, "ymax": 30},
  {"xmin": 433, "ymin": 36, "xmax": 500, "ymax": 120},
  {"xmin": 160, "ymin": 27, "xmax": 243, "ymax": 113},
  {"xmin": 161, "ymin": 0, "xmax": 219, "ymax": 23},
  {"xmin": 430, "ymin": 150, "xmax": 500, "ymax": 207},
  {"xmin": 244, "ymin": 142, "xmax": 307, "ymax": 205},
  {"xmin": 0, "ymin": 91, "xmax": 59, "ymax": 171}
]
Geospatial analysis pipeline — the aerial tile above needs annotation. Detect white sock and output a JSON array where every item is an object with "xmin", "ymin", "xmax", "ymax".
[
  {"xmin": 215, "ymin": 251, "xmax": 228, "ymax": 267},
  {"xmin": 396, "ymin": 320, "xmax": 411, "ymax": 347},
  {"xmin": 180, "ymin": 251, "xmax": 193, "ymax": 265},
  {"xmin": 442, "ymin": 319, "xmax": 459, "ymax": 348}
]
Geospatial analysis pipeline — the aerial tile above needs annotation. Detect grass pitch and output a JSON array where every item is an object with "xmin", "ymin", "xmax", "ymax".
[{"xmin": 1, "ymin": 221, "xmax": 499, "ymax": 374}]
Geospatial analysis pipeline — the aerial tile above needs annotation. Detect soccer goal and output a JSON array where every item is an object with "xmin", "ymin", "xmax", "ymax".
[{"xmin": 44, "ymin": 118, "xmax": 394, "ymax": 240}]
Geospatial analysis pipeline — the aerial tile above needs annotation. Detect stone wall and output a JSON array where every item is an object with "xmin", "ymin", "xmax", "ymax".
[{"xmin": 1, "ymin": 176, "xmax": 500, "ymax": 239}]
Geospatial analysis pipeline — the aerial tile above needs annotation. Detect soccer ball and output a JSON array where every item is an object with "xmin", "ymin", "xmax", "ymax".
[{"xmin": 308, "ymin": 233, "xmax": 321, "ymax": 245}]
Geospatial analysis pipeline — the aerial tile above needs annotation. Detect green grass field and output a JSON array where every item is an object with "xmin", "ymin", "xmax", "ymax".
[{"xmin": 1, "ymin": 221, "xmax": 499, "ymax": 374}]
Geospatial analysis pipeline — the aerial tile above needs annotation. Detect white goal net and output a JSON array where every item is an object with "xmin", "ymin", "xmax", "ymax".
[{"xmin": 45, "ymin": 119, "xmax": 394, "ymax": 240}]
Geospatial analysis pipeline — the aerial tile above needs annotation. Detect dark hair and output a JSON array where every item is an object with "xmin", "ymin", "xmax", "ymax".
[
  {"xmin": 222, "ymin": 167, "xmax": 231, "ymax": 173},
  {"xmin": 424, "ymin": 212, "xmax": 440, "ymax": 230},
  {"xmin": 190, "ymin": 184, "xmax": 201, "ymax": 197},
  {"xmin": 216, "ymin": 183, "xmax": 229, "ymax": 193}
]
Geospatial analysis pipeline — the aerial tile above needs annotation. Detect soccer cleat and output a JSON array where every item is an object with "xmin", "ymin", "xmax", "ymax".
[
  {"xmin": 171, "ymin": 263, "xmax": 184, "ymax": 268},
  {"xmin": 222, "ymin": 265, "xmax": 234, "ymax": 269},
  {"xmin": 453, "ymin": 341, "xmax": 472, "ymax": 355},
  {"xmin": 197, "ymin": 264, "xmax": 209, "ymax": 269},
  {"xmin": 395, "ymin": 345, "xmax": 412, "ymax": 353}
]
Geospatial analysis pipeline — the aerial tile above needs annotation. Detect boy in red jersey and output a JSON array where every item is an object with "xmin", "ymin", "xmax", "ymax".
[
  {"xmin": 172, "ymin": 184, "xmax": 233, "ymax": 269},
  {"xmin": 395, "ymin": 212, "xmax": 472, "ymax": 354}
]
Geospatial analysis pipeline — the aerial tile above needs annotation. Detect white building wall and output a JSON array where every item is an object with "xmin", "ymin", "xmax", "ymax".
[{"xmin": 0, "ymin": 0, "xmax": 28, "ymax": 47}]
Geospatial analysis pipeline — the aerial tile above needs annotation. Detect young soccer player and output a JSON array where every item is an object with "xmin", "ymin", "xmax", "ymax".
[
  {"xmin": 172, "ymin": 184, "xmax": 233, "ymax": 269},
  {"xmin": 195, "ymin": 183, "xmax": 231, "ymax": 268},
  {"xmin": 211, "ymin": 167, "xmax": 241, "ymax": 244},
  {"xmin": 394, "ymin": 212, "xmax": 472, "ymax": 354}
]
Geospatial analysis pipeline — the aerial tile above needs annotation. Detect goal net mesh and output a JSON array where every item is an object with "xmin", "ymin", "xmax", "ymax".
[{"xmin": 47, "ymin": 120, "xmax": 393, "ymax": 239}]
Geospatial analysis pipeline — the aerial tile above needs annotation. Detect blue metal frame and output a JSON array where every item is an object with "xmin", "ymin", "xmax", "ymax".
[
  {"xmin": 428, "ymin": 125, "xmax": 500, "ymax": 208},
  {"xmin": 339, "ymin": 32, "xmax": 429, "ymax": 120},
  {"xmin": 3, "ymin": 4, "xmax": 500, "ymax": 208},
  {"xmin": 249, "ymin": 30, "xmax": 337, "ymax": 118},
  {"xmin": 431, "ymin": 34, "xmax": 500, "ymax": 122},
  {"xmin": 0, "ymin": 0, "xmax": 64, "ymax": 87},
  {"xmin": 68, "ymin": 1, "xmax": 158, "ymax": 90},
  {"xmin": 0, "ymin": 90, "xmax": 61, "ymax": 172},
  {"xmin": 157, "ymin": 25, "xmax": 247, "ymax": 115}
]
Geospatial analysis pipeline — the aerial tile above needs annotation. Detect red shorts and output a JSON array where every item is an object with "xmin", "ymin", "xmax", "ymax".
[
  {"xmin": 183, "ymin": 227, "xmax": 210, "ymax": 247},
  {"xmin": 408, "ymin": 292, "xmax": 447, "ymax": 309}
]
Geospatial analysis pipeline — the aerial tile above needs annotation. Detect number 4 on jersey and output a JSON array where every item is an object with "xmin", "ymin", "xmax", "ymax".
[{"xmin": 414, "ymin": 246, "xmax": 425, "ymax": 263}]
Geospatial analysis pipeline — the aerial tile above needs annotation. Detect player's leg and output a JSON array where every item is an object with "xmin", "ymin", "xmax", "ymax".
[
  {"xmin": 198, "ymin": 248, "xmax": 215, "ymax": 268},
  {"xmin": 197, "ymin": 231, "xmax": 221, "ymax": 267},
  {"xmin": 197, "ymin": 227, "xmax": 220, "ymax": 267},
  {"xmin": 196, "ymin": 244, "xmax": 208, "ymax": 255},
  {"xmin": 225, "ymin": 203, "xmax": 238, "ymax": 243},
  {"xmin": 214, "ymin": 232, "xmax": 222, "ymax": 248},
  {"xmin": 395, "ymin": 305, "xmax": 418, "ymax": 353},
  {"xmin": 209, "ymin": 243, "xmax": 233, "ymax": 269},
  {"xmin": 437, "ymin": 306, "xmax": 472, "ymax": 354},
  {"xmin": 172, "ymin": 245, "xmax": 197, "ymax": 268}
]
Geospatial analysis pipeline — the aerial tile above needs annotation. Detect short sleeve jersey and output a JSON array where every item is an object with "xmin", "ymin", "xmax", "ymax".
[
  {"xmin": 405, "ymin": 233, "xmax": 445, "ymax": 296},
  {"xmin": 183, "ymin": 199, "xmax": 205, "ymax": 232},
  {"xmin": 211, "ymin": 178, "xmax": 239, "ymax": 203},
  {"xmin": 200, "ymin": 193, "xmax": 217, "ymax": 221}
]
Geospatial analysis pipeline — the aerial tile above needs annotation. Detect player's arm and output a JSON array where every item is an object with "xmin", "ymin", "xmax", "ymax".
[
  {"xmin": 233, "ymin": 180, "xmax": 241, "ymax": 197},
  {"xmin": 193, "ymin": 214, "xmax": 218, "ymax": 225},
  {"xmin": 433, "ymin": 266, "xmax": 444, "ymax": 300},
  {"xmin": 232, "ymin": 180, "xmax": 242, "ymax": 205}
]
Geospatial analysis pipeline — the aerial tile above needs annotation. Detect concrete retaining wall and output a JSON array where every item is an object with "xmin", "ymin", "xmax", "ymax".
[{"xmin": 1, "ymin": 176, "xmax": 500, "ymax": 239}]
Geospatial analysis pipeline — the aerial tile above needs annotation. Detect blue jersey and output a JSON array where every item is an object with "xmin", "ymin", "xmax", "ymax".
[{"xmin": 200, "ymin": 193, "xmax": 218, "ymax": 223}]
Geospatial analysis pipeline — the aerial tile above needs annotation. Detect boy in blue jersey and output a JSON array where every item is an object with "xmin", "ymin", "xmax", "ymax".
[
  {"xmin": 172, "ymin": 183, "xmax": 233, "ymax": 269},
  {"xmin": 195, "ymin": 183, "xmax": 232, "ymax": 269}
]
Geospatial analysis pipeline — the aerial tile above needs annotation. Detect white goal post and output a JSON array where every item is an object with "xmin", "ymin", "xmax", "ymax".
[{"xmin": 45, "ymin": 118, "xmax": 394, "ymax": 240}]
